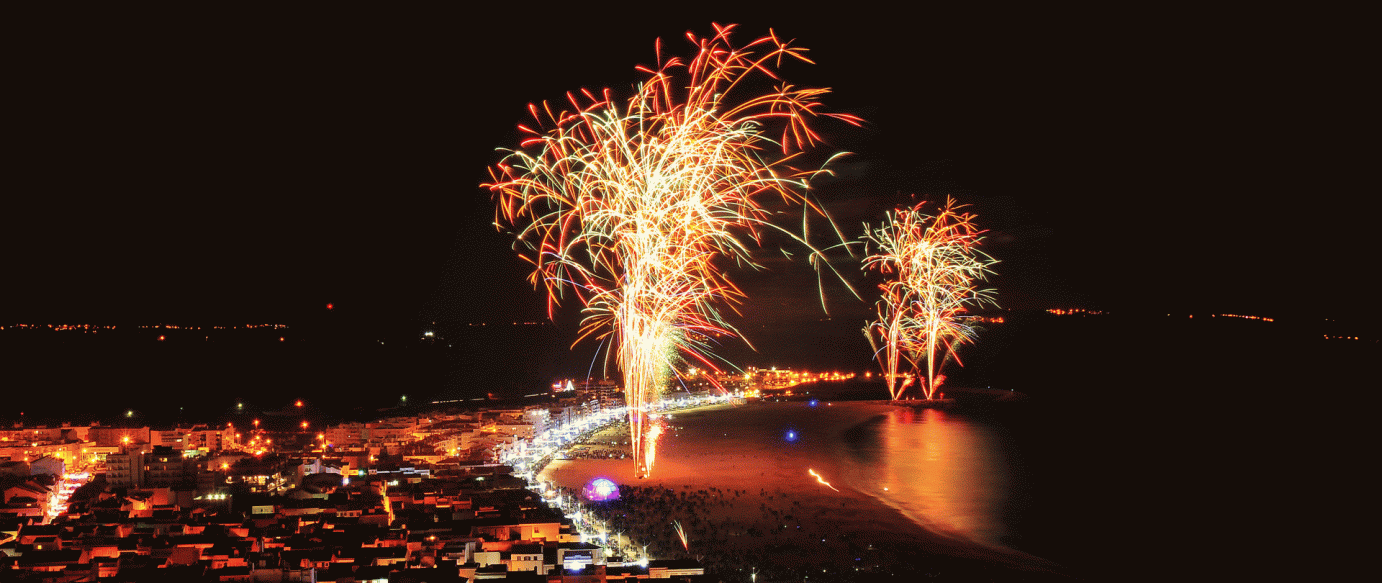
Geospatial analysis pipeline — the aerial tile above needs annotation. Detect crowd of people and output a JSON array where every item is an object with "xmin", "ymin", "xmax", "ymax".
[
  {"xmin": 561, "ymin": 446, "xmax": 627, "ymax": 460},
  {"xmin": 556, "ymin": 482, "xmax": 925, "ymax": 582}
]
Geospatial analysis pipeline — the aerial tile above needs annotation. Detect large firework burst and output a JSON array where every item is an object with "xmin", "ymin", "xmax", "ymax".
[
  {"xmin": 487, "ymin": 24, "xmax": 858, "ymax": 478},
  {"xmin": 862, "ymin": 197, "xmax": 998, "ymax": 400}
]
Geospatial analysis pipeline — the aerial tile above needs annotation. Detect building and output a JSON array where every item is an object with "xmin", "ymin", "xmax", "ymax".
[
  {"xmin": 29, "ymin": 455, "xmax": 64, "ymax": 478},
  {"xmin": 88, "ymin": 426, "xmax": 150, "ymax": 448},
  {"xmin": 150, "ymin": 424, "xmax": 233, "ymax": 452},
  {"xmin": 102, "ymin": 446, "xmax": 200, "ymax": 489}
]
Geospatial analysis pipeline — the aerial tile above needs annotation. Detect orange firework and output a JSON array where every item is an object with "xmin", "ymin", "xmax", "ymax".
[
  {"xmin": 862, "ymin": 197, "xmax": 998, "ymax": 400},
  {"xmin": 487, "ymin": 24, "xmax": 858, "ymax": 478}
]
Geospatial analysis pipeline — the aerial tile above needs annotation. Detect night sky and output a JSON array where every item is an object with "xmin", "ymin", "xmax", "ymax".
[
  {"xmin": 7, "ymin": 8, "xmax": 1372, "ymax": 337},
  {"xmin": 2, "ymin": 14, "xmax": 1370, "ymax": 574}
]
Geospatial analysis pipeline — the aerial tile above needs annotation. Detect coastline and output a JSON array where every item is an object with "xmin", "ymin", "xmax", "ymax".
[{"xmin": 539, "ymin": 400, "xmax": 1070, "ymax": 580}]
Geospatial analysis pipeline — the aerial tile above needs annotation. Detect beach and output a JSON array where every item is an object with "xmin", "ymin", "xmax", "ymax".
[{"xmin": 539, "ymin": 400, "xmax": 1071, "ymax": 582}]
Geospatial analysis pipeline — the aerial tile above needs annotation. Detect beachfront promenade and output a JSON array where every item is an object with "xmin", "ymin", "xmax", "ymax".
[{"xmin": 507, "ymin": 394, "xmax": 738, "ymax": 558}]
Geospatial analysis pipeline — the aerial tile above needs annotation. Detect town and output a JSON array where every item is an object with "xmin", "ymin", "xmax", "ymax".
[{"xmin": 0, "ymin": 368, "xmax": 850, "ymax": 582}]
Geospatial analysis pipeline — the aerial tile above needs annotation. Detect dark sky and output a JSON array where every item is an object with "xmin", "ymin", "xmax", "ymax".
[{"xmin": 5, "ymin": 7, "xmax": 1372, "ymax": 336}]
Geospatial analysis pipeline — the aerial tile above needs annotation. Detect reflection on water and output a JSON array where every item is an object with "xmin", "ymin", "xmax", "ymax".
[{"xmin": 840, "ymin": 408, "xmax": 1010, "ymax": 548}]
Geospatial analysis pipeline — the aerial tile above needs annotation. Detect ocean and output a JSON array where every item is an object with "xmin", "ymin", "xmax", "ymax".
[
  {"xmin": 832, "ymin": 401, "xmax": 1086, "ymax": 570},
  {"xmin": 772, "ymin": 384, "xmax": 1096, "ymax": 573}
]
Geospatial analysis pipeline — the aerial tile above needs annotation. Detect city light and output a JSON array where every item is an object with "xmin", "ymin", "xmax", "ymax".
[{"xmin": 1047, "ymin": 308, "xmax": 1104, "ymax": 316}]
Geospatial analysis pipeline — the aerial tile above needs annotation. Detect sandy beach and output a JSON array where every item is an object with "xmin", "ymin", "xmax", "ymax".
[{"xmin": 539, "ymin": 400, "xmax": 1071, "ymax": 582}]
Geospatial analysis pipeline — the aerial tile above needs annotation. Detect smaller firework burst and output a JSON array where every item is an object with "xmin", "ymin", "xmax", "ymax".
[{"xmin": 862, "ymin": 197, "xmax": 998, "ymax": 400}]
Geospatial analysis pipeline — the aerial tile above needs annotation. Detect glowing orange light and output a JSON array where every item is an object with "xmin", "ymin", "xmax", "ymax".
[{"xmin": 295, "ymin": 400, "xmax": 303, "ymax": 408}]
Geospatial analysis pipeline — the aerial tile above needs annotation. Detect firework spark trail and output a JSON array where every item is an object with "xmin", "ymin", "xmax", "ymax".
[
  {"xmin": 644, "ymin": 418, "xmax": 664, "ymax": 477},
  {"xmin": 672, "ymin": 520, "xmax": 689, "ymax": 551},
  {"xmin": 808, "ymin": 468, "xmax": 839, "ymax": 492},
  {"xmin": 862, "ymin": 197, "xmax": 998, "ymax": 400},
  {"xmin": 488, "ymin": 24, "xmax": 859, "ymax": 478}
]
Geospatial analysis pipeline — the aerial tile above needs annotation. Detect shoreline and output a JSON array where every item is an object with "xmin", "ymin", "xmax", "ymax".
[{"xmin": 539, "ymin": 400, "xmax": 1070, "ymax": 581}]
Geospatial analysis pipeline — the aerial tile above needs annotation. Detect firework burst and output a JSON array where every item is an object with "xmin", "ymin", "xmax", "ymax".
[
  {"xmin": 862, "ymin": 197, "xmax": 998, "ymax": 400},
  {"xmin": 487, "ymin": 24, "xmax": 859, "ymax": 478}
]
